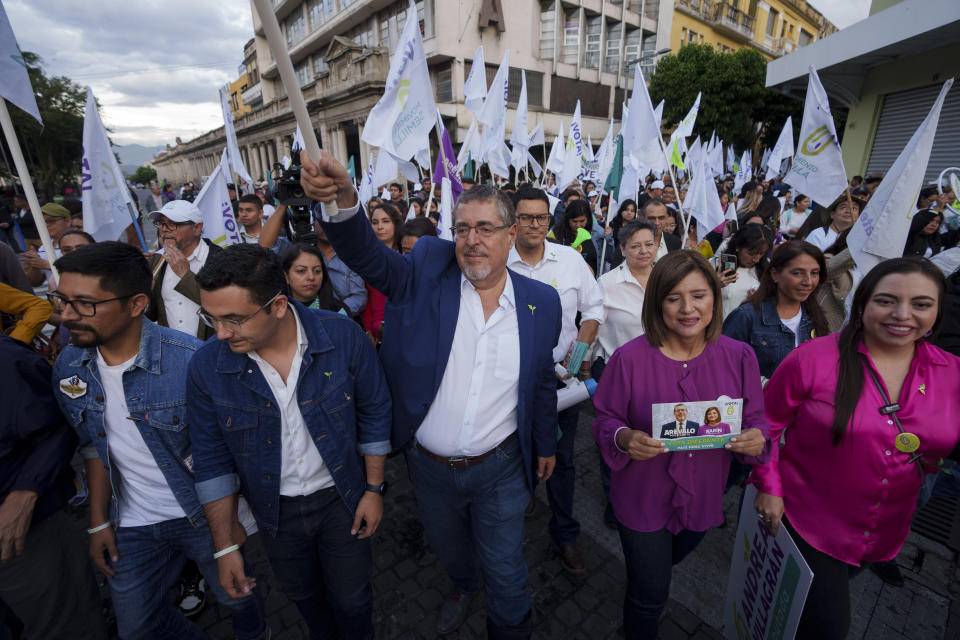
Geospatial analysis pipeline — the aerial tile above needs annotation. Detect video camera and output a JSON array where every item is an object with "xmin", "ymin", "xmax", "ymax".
[{"xmin": 269, "ymin": 149, "xmax": 316, "ymax": 244}]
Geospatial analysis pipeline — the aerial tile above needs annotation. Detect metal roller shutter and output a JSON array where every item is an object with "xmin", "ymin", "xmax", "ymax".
[{"xmin": 865, "ymin": 82, "xmax": 960, "ymax": 184}]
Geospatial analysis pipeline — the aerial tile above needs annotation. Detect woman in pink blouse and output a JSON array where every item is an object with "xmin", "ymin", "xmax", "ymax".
[
  {"xmin": 753, "ymin": 257, "xmax": 960, "ymax": 639},
  {"xmin": 592, "ymin": 250, "xmax": 770, "ymax": 640}
]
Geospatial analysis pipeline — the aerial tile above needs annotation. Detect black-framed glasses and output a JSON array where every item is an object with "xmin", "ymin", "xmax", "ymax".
[
  {"xmin": 451, "ymin": 222, "xmax": 512, "ymax": 239},
  {"xmin": 197, "ymin": 292, "xmax": 282, "ymax": 333},
  {"xmin": 47, "ymin": 291, "xmax": 134, "ymax": 317},
  {"xmin": 153, "ymin": 219, "xmax": 195, "ymax": 232},
  {"xmin": 516, "ymin": 214, "xmax": 552, "ymax": 227}
]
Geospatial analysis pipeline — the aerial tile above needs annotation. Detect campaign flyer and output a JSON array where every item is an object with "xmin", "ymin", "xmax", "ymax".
[{"xmin": 652, "ymin": 396, "xmax": 743, "ymax": 452}]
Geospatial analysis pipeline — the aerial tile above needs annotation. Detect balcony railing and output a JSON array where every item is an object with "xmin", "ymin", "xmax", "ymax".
[
  {"xmin": 241, "ymin": 83, "xmax": 263, "ymax": 106},
  {"xmin": 710, "ymin": 3, "xmax": 755, "ymax": 41}
]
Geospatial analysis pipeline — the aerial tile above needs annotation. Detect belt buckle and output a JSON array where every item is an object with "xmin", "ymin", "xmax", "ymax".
[{"xmin": 446, "ymin": 456, "xmax": 469, "ymax": 469}]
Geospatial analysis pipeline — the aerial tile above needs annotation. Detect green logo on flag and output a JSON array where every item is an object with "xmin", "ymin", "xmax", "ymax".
[{"xmin": 398, "ymin": 79, "xmax": 411, "ymax": 108}]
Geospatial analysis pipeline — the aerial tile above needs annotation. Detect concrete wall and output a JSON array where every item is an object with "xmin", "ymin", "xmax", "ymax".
[{"xmin": 840, "ymin": 41, "xmax": 960, "ymax": 176}]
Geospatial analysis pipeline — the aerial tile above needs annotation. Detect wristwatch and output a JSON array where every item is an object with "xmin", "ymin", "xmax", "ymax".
[{"xmin": 365, "ymin": 482, "xmax": 388, "ymax": 497}]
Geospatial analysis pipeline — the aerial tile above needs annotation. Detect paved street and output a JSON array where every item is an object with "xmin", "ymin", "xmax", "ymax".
[{"xmin": 183, "ymin": 403, "xmax": 960, "ymax": 639}]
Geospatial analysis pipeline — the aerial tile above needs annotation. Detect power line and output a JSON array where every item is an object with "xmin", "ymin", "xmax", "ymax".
[{"xmin": 71, "ymin": 60, "xmax": 238, "ymax": 80}]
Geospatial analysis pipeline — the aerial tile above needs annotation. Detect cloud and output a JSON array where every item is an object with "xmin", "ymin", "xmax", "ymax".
[
  {"xmin": 5, "ymin": 0, "xmax": 252, "ymax": 146},
  {"xmin": 807, "ymin": 0, "xmax": 872, "ymax": 29}
]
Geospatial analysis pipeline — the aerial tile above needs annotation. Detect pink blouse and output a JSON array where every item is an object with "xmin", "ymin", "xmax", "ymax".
[{"xmin": 751, "ymin": 334, "xmax": 960, "ymax": 566}]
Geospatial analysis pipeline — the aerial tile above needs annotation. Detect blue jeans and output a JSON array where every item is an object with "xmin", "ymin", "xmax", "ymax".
[
  {"xmin": 546, "ymin": 403, "xmax": 581, "ymax": 545},
  {"xmin": 405, "ymin": 434, "xmax": 532, "ymax": 633},
  {"xmin": 257, "ymin": 487, "xmax": 374, "ymax": 640},
  {"xmin": 110, "ymin": 518, "xmax": 265, "ymax": 640},
  {"xmin": 616, "ymin": 523, "xmax": 706, "ymax": 640}
]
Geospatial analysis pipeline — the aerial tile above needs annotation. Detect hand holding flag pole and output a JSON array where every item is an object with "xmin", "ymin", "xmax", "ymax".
[{"xmin": 251, "ymin": 0, "xmax": 338, "ymax": 217}]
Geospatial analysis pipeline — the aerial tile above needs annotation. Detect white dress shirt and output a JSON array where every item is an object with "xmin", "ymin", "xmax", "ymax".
[
  {"xmin": 595, "ymin": 264, "xmax": 646, "ymax": 360},
  {"xmin": 160, "ymin": 240, "xmax": 209, "ymax": 337},
  {"xmin": 416, "ymin": 275, "xmax": 520, "ymax": 457},
  {"xmin": 508, "ymin": 243, "xmax": 604, "ymax": 363},
  {"xmin": 247, "ymin": 306, "xmax": 334, "ymax": 496}
]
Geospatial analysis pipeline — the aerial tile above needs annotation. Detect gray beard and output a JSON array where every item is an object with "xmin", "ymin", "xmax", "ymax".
[{"xmin": 462, "ymin": 263, "xmax": 492, "ymax": 282}]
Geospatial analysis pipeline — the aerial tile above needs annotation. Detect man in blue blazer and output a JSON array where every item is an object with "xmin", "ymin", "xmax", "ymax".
[{"xmin": 301, "ymin": 152, "xmax": 560, "ymax": 640}]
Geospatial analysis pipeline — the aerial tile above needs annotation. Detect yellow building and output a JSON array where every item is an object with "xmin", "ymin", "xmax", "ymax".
[
  {"xmin": 228, "ymin": 74, "xmax": 252, "ymax": 119},
  {"xmin": 670, "ymin": 0, "xmax": 835, "ymax": 60}
]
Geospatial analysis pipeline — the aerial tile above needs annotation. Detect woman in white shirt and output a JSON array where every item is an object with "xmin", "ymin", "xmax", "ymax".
[
  {"xmin": 804, "ymin": 192, "xmax": 864, "ymax": 251},
  {"xmin": 594, "ymin": 220, "xmax": 657, "ymax": 364},
  {"xmin": 780, "ymin": 194, "xmax": 811, "ymax": 238},
  {"xmin": 720, "ymin": 224, "xmax": 772, "ymax": 319}
]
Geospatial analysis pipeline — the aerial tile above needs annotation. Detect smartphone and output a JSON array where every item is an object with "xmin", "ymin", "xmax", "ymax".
[{"xmin": 718, "ymin": 253, "xmax": 738, "ymax": 273}]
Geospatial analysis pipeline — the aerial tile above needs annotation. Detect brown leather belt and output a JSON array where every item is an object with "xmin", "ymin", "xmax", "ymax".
[{"xmin": 416, "ymin": 432, "xmax": 517, "ymax": 470}]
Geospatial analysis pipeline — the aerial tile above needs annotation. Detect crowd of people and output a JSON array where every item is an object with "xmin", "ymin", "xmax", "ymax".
[{"xmin": 1, "ymin": 150, "xmax": 959, "ymax": 640}]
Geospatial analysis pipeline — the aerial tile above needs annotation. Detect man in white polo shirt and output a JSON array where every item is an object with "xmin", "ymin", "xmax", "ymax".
[
  {"xmin": 507, "ymin": 186, "xmax": 604, "ymax": 575},
  {"xmin": 146, "ymin": 200, "xmax": 222, "ymax": 340}
]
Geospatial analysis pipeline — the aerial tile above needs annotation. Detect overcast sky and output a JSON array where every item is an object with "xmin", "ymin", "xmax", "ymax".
[
  {"xmin": 6, "ymin": 0, "xmax": 252, "ymax": 147},
  {"xmin": 7, "ymin": 0, "xmax": 873, "ymax": 149}
]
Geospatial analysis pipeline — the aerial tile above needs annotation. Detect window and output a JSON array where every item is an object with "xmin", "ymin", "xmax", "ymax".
[
  {"xmin": 584, "ymin": 15, "xmax": 602, "ymax": 69},
  {"xmin": 507, "ymin": 69, "xmax": 543, "ymax": 107},
  {"xmin": 539, "ymin": 1, "xmax": 556, "ymax": 59},
  {"xmin": 436, "ymin": 65, "xmax": 452, "ymax": 102},
  {"xmin": 340, "ymin": 0, "xmax": 355, "ymax": 8},
  {"xmin": 285, "ymin": 12, "xmax": 306, "ymax": 47},
  {"xmin": 604, "ymin": 22, "xmax": 622, "ymax": 74},
  {"xmin": 308, "ymin": 0, "xmax": 335, "ymax": 30},
  {"xmin": 379, "ymin": 17, "xmax": 391, "ymax": 48},
  {"xmin": 350, "ymin": 23, "xmax": 374, "ymax": 48},
  {"xmin": 313, "ymin": 54, "xmax": 329, "ymax": 75},
  {"xmin": 797, "ymin": 29, "xmax": 812, "ymax": 46},
  {"xmin": 295, "ymin": 61, "xmax": 313, "ymax": 87},
  {"xmin": 766, "ymin": 9, "xmax": 778, "ymax": 36},
  {"xmin": 562, "ymin": 8, "xmax": 579, "ymax": 65},
  {"xmin": 623, "ymin": 27, "xmax": 641, "ymax": 72}
]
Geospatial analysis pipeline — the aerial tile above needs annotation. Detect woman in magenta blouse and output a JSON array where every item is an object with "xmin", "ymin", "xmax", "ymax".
[
  {"xmin": 697, "ymin": 406, "xmax": 732, "ymax": 436},
  {"xmin": 592, "ymin": 250, "xmax": 770, "ymax": 640},
  {"xmin": 752, "ymin": 257, "xmax": 960, "ymax": 639}
]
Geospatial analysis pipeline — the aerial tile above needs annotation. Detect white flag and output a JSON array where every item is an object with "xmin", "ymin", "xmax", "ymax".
[
  {"xmin": 528, "ymin": 120, "xmax": 545, "ymax": 147},
  {"xmin": 733, "ymin": 150, "xmax": 752, "ymax": 196},
  {"xmin": 195, "ymin": 151, "xmax": 240, "ymax": 248},
  {"xmin": 783, "ymin": 66, "xmax": 847, "ymax": 206},
  {"xmin": 510, "ymin": 70, "xmax": 529, "ymax": 173},
  {"xmin": 463, "ymin": 45, "xmax": 487, "ymax": 116},
  {"xmin": 559, "ymin": 124, "xmax": 582, "ymax": 191},
  {"xmin": 219, "ymin": 88, "xmax": 253, "ymax": 184},
  {"xmin": 437, "ymin": 177, "xmax": 454, "ymax": 241},
  {"xmin": 674, "ymin": 91, "xmax": 702, "ymax": 138},
  {"xmin": 683, "ymin": 157, "xmax": 725, "ymax": 243},
  {"xmin": 595, "ymin": 119, "xmax": 615, "ymax": 188},
  {"xmin": 526, "ymin": 151, "xmax": 543, "ymax": 178},
  {"xmin": 621, "ymin": 65, "xmax": 662, "ymax": 175},
  {"xmin": 360, "ymin": 0, "xmax": 436, "ymax": 161},
  {"xmin": 358, "ymin": 153, "xmax": 376, "ymax": 206},
  {"xmin": 457, "ymin": 119, "xmax": 477, "ymax": 171},
  {"xmin": 478, "ymin": 50, "xmax": 510, "ymax": 166},
  {"xmin": 292, "ymin": 124, "xmax": 305, "ymax": 152},
  {"xmin": 848, "ymin": 79, "xmax": 954, "ymax": 274},
  {"xmin": 0, "ymin": 3, "xmax": 41, "ymax": 124},
  {"xmin": 406, "ymin": 203, "xmax": 417, "ymax": 221},
  {"xmin": 546, "ymin": 124, "xmax": 566, "ymax": 176},
  {"xmin": 765, "ymin": 116, "xmax": 795, "ymax": 181},
  {"xmin": 569, "ymin": 100, "xmax": 586, "ymax": 160},
  {"xmin": 726, "ymin": 144, "xmax": 736, "ymax": 174},
  {"xmin": 81, "ymin": 87, "xmax": 138, "ymax": 242}
]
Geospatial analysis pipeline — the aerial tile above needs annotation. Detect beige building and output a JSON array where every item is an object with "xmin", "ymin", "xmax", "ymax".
[{"xmin": 154, "ymin": 0, "xmax": 675, "ymax": 186}]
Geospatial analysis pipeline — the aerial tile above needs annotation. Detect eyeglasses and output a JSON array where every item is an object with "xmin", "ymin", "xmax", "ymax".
[
  {"xmin": 47, "ymin": 291, "xmax": 134, "ymax": 317},
  {"xmin": 197, "ymin": 292, "xmax": 282, "ymax": 332},
  {"xmin": 153, "ymin": 219, "xmax": 195, "ymax": 232},
  {"xmin": 451, "ymin": 222, "xmax": 512, "ymax": 239},
  {"xmin": 517, "ymin": 214, "xmax": 552, "ymax": 227}
]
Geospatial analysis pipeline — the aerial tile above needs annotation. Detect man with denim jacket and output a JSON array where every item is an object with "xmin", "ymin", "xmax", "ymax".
[
  {"xmin": 50, "ymin": 242, "xmax": 267, "ymax": 640},
  {"xmin": 187, "ymin": 244, "xmax": 391, "ymax": 640}
]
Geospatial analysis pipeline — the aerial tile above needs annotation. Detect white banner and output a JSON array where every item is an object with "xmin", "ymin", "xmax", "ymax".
[
  {"xmin": 81, "ymin": 87, "xmax": 139, "ymax": 243},
  {"xmin": 220, "ymin": 88, "xmax": 253, "ymax": 184},
  {"xmin": 195, "ymin": 150, "xmax": 240, "ymax": 247},
  {"xmin": 724, "ymin": 484, "xmax": 814, "ymax": 640}
]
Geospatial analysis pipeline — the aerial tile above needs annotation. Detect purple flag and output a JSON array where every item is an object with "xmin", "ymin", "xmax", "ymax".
[{"xmin": 433, "ymin": 124, "xmax": 463, "ymax": 203}]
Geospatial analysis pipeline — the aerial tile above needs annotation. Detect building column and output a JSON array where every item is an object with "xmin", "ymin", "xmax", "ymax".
[
  {"xmin": 357, "ymin": 120, "xmax": 370, "ymax": 176},
  {"xmin": 258, "ymin": 143, "xmax": 269, "ymax": 182},
  {"xmin": 335, "ymin": 125, "xmax": 348, "ymax": 165}
]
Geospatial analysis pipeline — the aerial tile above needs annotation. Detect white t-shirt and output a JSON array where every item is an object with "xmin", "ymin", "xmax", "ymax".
[
  {"xmin": 722, "ymin": 266, "xmax": 761, "ymax": 320},
  {"xmin": 780, "ymin": 309, "xmax": 802, "ymax": 347},
  {"xmin": 96, "ymin": 350, "xmax": 186, "ymax": 527},
  {"xmin": 805, "ymin": 226, "xmax": 839, "ymax": 252}
]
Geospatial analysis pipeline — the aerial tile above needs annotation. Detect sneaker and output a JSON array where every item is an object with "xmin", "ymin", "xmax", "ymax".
[
  {"xmin": 178, "ymin": 575, "xmax": 207, "ymax": 618},
  {"xmin": 436, "ymin": 590, "xmax": 474, "ymax": 635}
]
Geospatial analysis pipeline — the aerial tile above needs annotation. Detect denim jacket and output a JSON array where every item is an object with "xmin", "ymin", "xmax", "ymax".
[
  {"xmin": 721, "ymin": 299, "xmax": 815, "ymax": 379},
  {"xmin": 52, "ymin": 319, "xmax": 206, "ymax": 527},
  {"xmin": 187, "ymin": 300, "xmax": 392, "ymax": 537}
]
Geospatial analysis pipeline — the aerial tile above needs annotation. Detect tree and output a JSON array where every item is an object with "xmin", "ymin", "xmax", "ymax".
[
  {"xmin": 4, "ymin": 52, "xmax": 86, "ymax": 198},
  {"xmin": 130, "ymin": 166, "xmax": 158, "ymax": 185}
]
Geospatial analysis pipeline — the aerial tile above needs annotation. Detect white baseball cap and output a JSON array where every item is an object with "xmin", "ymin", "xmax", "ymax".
[
  {"xmin": 148, "ymin": 199, "xmax": 203, "ymax": 224},
  {"xmin": 651, "ymin": 180, "xmax": 665, "ymax": 190},
  {"xmin": 587, "ymin": 190, "xmax": 599, "ymax": 198}
]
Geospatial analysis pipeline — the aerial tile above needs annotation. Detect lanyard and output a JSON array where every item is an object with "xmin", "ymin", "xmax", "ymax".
[{"xmin": 860, "ymin": 355, "xmax": 925, "ymax": 478}]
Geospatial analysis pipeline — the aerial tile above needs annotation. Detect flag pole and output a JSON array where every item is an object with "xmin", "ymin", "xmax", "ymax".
[
  {"xmin": 0, "ymin": 99, "xmax": 59, "ymax": 283},
  {"xmin": 657, "ymin": 134, "xmax": 692, "ymax": 245},
  {"xmin": 251, "ymin": 0, "xmax": 337, "ymax": 216}
]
